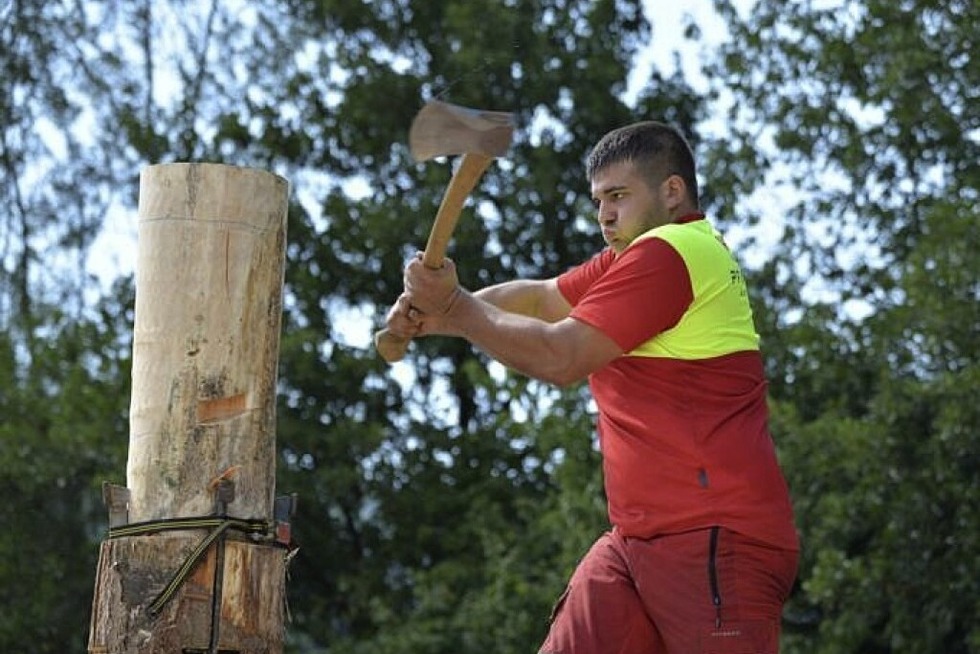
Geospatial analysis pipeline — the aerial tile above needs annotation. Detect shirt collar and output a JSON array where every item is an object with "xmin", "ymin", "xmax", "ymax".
[{"xmin": 675, "ymin": 212, "xmax": 705, "ymax": 224}]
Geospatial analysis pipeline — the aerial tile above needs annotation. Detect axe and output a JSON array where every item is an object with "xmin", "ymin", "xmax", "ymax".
[{"xmin": 375, "ymin": 100, "xmax": 515, "ymax": 363}]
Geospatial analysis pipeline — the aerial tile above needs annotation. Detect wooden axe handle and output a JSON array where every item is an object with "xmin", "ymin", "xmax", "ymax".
[{"xmin": 375, "ymin": 151, "xmax": 494, "ymax": 363}]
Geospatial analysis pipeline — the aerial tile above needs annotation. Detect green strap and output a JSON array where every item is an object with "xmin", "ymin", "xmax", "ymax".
[
  {"xmin": 108, "ymin": 515, "xmax": 270, "ymax": 539},
  {"xmin": 108, "ymin": 516, "xmax": 272, "ymax": 617}
]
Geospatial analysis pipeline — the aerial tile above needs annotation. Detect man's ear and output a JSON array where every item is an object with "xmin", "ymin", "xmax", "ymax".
[{"xmin": 662, "ymin": 174, "xmax": 687, "ymax": 210}]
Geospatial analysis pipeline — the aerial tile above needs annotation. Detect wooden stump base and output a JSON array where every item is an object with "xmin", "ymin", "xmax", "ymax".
[{"xmin": 88, "ymin": 533, "xmax": 288, "ymax": 653}]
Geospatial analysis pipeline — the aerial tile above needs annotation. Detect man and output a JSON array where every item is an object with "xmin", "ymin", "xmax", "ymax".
[{"xmin": 385, "ymin": 121, "xmax": 799, "ymax": 653}]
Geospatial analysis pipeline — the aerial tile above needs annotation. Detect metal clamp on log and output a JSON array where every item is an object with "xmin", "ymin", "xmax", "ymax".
[
  {"xmin": 273, "ymin": 493, "xmax": 298, "ymax": 549},
  {"xmin": 99, "ymin": 466, "xmax": 297, "ymax": 626},
  {"xmin": 102, "ymin": 482, "xmax": 130, "ymax": 528},
  {"xmin": 206, "ymin": 473, "xmax": 235, "ymax": 651}
]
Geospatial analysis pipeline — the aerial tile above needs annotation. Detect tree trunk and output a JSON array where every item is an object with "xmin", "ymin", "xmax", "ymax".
[{"xmin": 89, "ymin": 163, "xmax": 291, "ymax": 653}]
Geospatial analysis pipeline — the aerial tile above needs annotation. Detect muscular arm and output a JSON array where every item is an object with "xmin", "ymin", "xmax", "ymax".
[
  {"xmin": 474, "ymin": 278, "xmax": 572, "ymax": 322},
  {"xmin": 432, "ymin": 288, "xmax": 622, "ymax": 387},
  {"xmin": 399, "ymin": 256, "xmax": 621, "ymax": 385}
]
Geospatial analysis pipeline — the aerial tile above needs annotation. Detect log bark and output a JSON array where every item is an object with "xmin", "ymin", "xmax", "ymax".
[
  {"xmin": 89, "ymin": 163, "xmax": 291, "ymax": 653},
  {"xmin": 89, "ymin": 535, "xmax": 287, "ymax": 653}
]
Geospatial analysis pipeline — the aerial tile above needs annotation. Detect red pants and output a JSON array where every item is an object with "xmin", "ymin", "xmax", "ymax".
[{"xmin": 539, "ymin": 527, "xmax": 798, "ymax": 654}]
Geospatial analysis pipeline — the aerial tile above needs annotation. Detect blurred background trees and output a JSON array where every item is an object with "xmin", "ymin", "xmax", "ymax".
[{"xmin": 0, "ymin": 0, "xmax": 976, "ymax": 652}]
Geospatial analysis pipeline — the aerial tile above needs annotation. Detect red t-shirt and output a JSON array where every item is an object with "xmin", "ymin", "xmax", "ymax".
[{"xmin": 557, "ymin": 226, "xmax": 798, "ymax": 550}]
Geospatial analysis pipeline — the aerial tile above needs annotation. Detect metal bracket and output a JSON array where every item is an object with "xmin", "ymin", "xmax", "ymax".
[
  {"xmin": 273, "ymin": 493, "xmax": 298, "ymax": 547},
  {"xmin": 101, "ymin": 482, "xmax": 130, "ymax": 528},
  {"xmin": 212, "ymin": 479, "xmax": 235, "ymax": 516},
  {"xmin": 206, "ymin": 477, "xmax": 237, "ymax": 652}
]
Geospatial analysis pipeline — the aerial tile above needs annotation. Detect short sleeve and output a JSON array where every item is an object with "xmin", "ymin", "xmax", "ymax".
[{"xmin": 568, "ymin": 238, "xmax": 694, "ymax": 352}]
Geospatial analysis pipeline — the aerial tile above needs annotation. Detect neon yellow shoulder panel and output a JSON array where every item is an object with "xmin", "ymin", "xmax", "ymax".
[{"xmin": 626, "ymin": 220, "xmax": 760, "ymax": 360}]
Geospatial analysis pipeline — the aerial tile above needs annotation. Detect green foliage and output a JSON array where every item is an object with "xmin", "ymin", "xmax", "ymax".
[
  {"xmin": 0, "ymin": 281, "xmax": 132, "ymax": 653},
  {"xmin": 709, "ymin": 0, "xmax": 980, "ymax": 651},
  {"xmin": 1, "ymin": 0, "xmax": 977, "ymax": 652},
  {"xmin": 776, "ymin": 365, "xmax": 979, "ymax": 653}
]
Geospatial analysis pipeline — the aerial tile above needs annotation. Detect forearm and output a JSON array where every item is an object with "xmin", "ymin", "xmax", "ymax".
[
  {"xmin": 474, "ymin": 278, "xmax": 570, "ymax": 322},
  {"xmin": 399, "ymin": 256, "xmax": 603, "ymax": 381},
  {"xmin": 443, "ymin": 289, "xmax": 606, "ymax": 387}
]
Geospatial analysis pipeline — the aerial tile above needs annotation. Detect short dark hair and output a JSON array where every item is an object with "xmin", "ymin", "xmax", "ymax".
[{"xmin": 586, "ymin": 121, "xmax": 699, "ymax": 206}]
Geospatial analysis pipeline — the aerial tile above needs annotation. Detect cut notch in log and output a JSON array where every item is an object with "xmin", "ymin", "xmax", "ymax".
[{"xmin": 197, "ymin": 392, "xmax": 250, "ymax": 424}]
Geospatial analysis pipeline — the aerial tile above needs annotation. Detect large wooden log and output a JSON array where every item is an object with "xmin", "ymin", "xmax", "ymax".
[
  {"xmin": 127, "ymin": 163, "xmax": 288, "ymax": 523},
  {"xmin": 89, "ymin": 163, "xmax": 291, "ymax": 653}
]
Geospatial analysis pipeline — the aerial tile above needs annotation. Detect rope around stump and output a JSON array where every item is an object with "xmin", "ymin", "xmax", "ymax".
[{"xmin": 108, "ymin": 516, "xmax": 274, "ymax": 617}]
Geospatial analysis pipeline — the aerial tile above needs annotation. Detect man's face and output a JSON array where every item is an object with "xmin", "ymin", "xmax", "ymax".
[{"xmin": 590, "ymin": 161, "xmax": 671, "ymax": 253}]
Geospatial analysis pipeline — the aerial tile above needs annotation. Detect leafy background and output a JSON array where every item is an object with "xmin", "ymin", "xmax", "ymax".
[{"xmin": 1, "ymin": 0, "xmax": 977, "ymax": 652}]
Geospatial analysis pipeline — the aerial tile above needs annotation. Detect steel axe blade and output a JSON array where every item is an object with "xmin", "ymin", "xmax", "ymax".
[{"xmin": 409, "ymin": 100, "xmax": 515, "ymax": 162}]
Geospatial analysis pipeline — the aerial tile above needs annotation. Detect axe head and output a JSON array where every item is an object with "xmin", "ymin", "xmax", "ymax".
[{"xmin": 409, "ymin": 100, "xmax": 515, "ymax": 163}]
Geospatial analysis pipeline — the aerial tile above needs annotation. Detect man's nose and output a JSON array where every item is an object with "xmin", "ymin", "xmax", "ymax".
[{"xmin": 597, "ymin": 201, "xmax": 615, "ymax": 224}]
